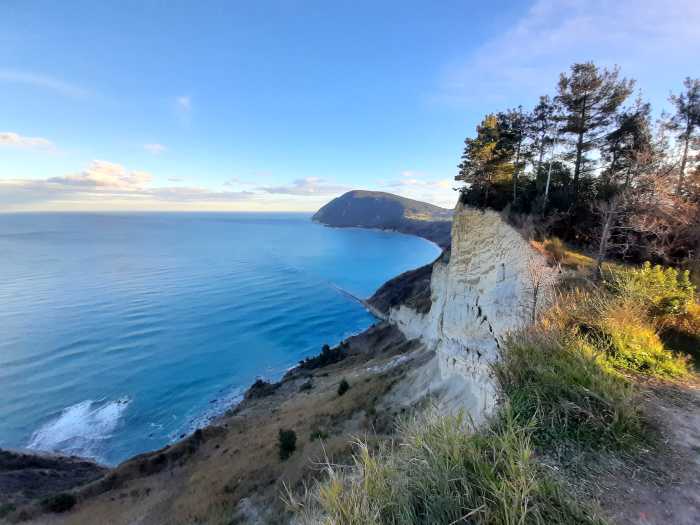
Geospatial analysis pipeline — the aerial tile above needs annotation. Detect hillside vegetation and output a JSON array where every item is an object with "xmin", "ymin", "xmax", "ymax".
[{"xmin": 289, "ymin": 253, "xmax": 699, "ymax": 525}]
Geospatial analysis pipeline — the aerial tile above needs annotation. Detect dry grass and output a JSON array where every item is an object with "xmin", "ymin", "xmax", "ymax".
[{"xmin": 287, "ymin": 408, "xmax": 605, "ymax": 525}]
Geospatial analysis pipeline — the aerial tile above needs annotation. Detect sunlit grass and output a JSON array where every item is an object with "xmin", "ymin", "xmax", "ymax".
[{"xmin": 287, "ymin": 408, "xmax": 605, "ymax": 525}]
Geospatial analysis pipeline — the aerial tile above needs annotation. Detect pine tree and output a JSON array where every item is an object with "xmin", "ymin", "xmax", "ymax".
[
  {"xmin": 497, "ymin": 107, "xmax": 528, "ymax": 204},
  {"xmin": 555, "ymin": 63, "xmax": 634, "ymax": 204},
  {"xmin": 529, "ymin": 95, "xmax": 557, "ymax": 177},
  {"xmin": 669, "ymin": 77, "xmax": 700, "ymax": 195},
  {"xmin": 456, "ymin": 115, "xmax": 513, "ymax": 208},
  {"xmin": 603, "ymin": 97, "xmax": 653, "ymax": 189}
]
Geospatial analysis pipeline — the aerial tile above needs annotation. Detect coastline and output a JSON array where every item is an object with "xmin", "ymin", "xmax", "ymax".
[
  {"xmin": 0, "ymin": 212, "xmax": 445, "ymax": 524},
  {"xmin": 0, "ymin": 216, "xmax": 444, "ymax": 503}
]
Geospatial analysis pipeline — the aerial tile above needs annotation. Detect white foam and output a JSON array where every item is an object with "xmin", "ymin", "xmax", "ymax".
[
  {"xmin": 171, "ymin": 386, "xmax": 244, "ymax": 441},
  {"xmin": 27, "ymin": 397, "xmax": 131, "ymax": 461}
]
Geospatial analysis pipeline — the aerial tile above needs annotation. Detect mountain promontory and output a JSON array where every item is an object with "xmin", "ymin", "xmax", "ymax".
[{"xmin": 312, "ymin": 190, "xmax": 453, "ymax": 249}]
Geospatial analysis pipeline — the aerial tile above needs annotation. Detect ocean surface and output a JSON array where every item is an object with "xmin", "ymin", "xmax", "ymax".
[{"xmin": 0, "ymin": 213, "xmax": 440, "ymax": 465}]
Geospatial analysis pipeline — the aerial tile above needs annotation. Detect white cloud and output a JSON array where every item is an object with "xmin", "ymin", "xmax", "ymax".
[
  {"xmin": 436, "ymin": 0, "xmax": 700, "ymax": 108},
  {"xmin": 259, "ymin": 177, "xmax": 349, "ymax": 196},
  {"xmin": 47, "ymin": 160, "xmax": 152, "ymax": 190},
  {"xmin": 224, "ymin": 177, "xmax": 242, "ymax": 186},
  {"xmin": 0, "ymin": 132, "xmax": 56, "ymax": 151},
  {"xmin": 176, "ymin": 96, "xmax": 191, "ymax": 112},
  {"xmin": 382, "ymin": 171, "xmax": 457, "ymax": 209},
  {"xmin": 144, "ymin": 143, "xmax": 166, "ymax": 154},
  {"xmin": 0, "ymin": 161, "xmax": 256, "ymax": 210},
  {"xmin": 0, "ymin": 69, "xmax": 88, "ymax": 98}
]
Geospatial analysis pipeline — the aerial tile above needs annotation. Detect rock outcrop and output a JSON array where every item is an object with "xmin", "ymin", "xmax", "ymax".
[
  {"xmin": 0, "ymin": 449, "xmax": 107, "ymax": 507},
  {"xmin": 376, "ymin": 202, "xmax": 553, "ymax": 420},
  {"xmin": 312, "ymin": 190, "xmax": 453, "ymax": 249}
]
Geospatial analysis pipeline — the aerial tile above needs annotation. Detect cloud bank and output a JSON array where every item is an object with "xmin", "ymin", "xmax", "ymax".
[
  {"xmin": 0, "ymin": 161, "xmax": 254, "ymax": 210},
  {"xmin": 381, "ymin": 171, "xmax": 457, "ymax": 209},
  {"xmin": 144, "ymin": 143, "xmax": 167, "ymax": 154},
  {"xmin": 259, "ymin": 177, "xmax": 349, "ymax": 196},
  {"xmin": 437, "ymin": 0, "xmax": 700, "ymax": 108},
  {"xmin": 0, "ymin": 132, "xmax": 56, "ymax": 151},
  {"xmin": 0, "ymin": 69, "xmax": 88, "ymax": 98}
]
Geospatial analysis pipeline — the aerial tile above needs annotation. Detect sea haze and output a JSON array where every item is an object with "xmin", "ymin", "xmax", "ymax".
[{"xmin": 0, "ymin": 212, "xmax": 440, "ymax": 464}]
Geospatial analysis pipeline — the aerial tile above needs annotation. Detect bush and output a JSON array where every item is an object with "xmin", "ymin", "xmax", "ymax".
[
  {"xmin": 659, "ymin": 301, "xmax": 700, "ymax": 368},
  {"xmin": 299, "ymin": 344, "xmax": 347, "ymax": 370},
  {"xmin": 310, "ymin": 429, "xmax": 329, "ymax": 441},
  {"xmin": 544, "ymin": 237, "xmax": 567, "ymax": 265},
  {"xmin": 606, "ymin": 262, "xmax": 695, "ymax": 317},
  {"xmin": 0, "ymin": 503, "xmax": 16, "ymax": 518},
  {"xmin": 42, "ymin": 493, "xmax": 77, "ymax": 513},
  {"xmin": 278, "ymin": 429, "xmax": 297, "ymax": 460},
  {"xmin": 289, "ymin": 409, "xmax": 604, "ymax": 524},
  {"xmin": 550, "ymin": 286, "xmax": 692, "ymax": 378},
  {"xmin": 594, "ymin": 305, "xmax": 690, "ymax": 377},
  {"xmin": 337, "ymin": 378, "xmax": 350, "ymax": 396}
]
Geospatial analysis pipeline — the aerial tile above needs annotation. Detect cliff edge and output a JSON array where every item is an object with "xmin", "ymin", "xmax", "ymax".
[{"xmin": 372, "ymin": 201, "xmax": 553, "ymax": 420}]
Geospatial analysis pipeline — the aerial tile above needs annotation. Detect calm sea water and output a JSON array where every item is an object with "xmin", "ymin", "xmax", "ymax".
[{"xmin": 0, "ymin": 213, "xmax": 439, "ymax": 465}]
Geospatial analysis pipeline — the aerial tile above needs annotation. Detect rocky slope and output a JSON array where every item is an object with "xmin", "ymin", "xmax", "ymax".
[
  {"xmin": 312, "ymin": 190, "xmax": 453, "ymax": 249},
  {"xmin": 0, "ymin": 449, "xmax": 106, "ymax": 512},
  {"xmin": 370, "ymin": 202, "xmax": 553, "ymax": 420}
]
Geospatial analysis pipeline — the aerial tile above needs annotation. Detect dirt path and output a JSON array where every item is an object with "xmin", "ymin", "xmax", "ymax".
[{"xmin": 597, "ymin": 379, "xmax": 700, "ymax": 525}]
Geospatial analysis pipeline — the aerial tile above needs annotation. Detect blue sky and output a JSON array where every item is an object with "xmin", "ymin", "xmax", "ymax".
[{"xmin": 1, "ymin": 0, "xmax": 698, "ymax": 211}]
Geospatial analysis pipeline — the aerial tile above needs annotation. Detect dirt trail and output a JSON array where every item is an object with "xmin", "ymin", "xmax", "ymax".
[{"xmin": 597, "ymin": 379, "xmax": 700, "ymax": 525}]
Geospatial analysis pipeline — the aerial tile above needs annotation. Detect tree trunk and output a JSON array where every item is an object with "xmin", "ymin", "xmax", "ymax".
[
  {"xmin": 596, "ymin": 211, "xmax": 612, "ymax": 279},
  {"xmin": 536, "ymin": 131, "xmax": 546, "ymax": 175},
  {"xmin": 513, "ymin": 139, "xmax": 522, "ymax": 204},
  {"xmin": 677, "ymin": 123, "xmax": 690, "ymax": 195},
  {"xmin": 543, "ymin": 134, "xmax": 558, "ymax": 212},
  {"xmin": 573, "ymin": 97, "xmax": 587, "ymax": 204}
]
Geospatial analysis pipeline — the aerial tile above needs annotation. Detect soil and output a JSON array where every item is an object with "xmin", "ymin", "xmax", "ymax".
[
  {"xmin": 595, "ymin": 379, "xmax": 700, "ymax": 525},
  {"xmin": 554, "ymin": 376, "xmax": 700, "ymax": 525}
]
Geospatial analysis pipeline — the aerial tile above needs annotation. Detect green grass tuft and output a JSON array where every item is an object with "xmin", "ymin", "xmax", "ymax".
[
  {"xmin": 495, "ymin": 331, "xmax": 643, "ymax": 450},
  {"xmin": 289, "ymin": 408, "xmax": 604, "ymax": 525}
]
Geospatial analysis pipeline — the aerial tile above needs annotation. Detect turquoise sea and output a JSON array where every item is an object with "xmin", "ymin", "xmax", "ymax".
[{"xmin": 0, "ymin": 213, "xmax": 439, "ymax": 464}]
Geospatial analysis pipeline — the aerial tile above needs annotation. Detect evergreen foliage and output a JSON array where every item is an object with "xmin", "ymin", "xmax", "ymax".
[{"xmin": 456, "ymin": 62, "xmax": 700, "ymax": 267}]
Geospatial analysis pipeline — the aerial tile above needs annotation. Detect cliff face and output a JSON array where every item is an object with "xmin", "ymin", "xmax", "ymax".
[
  {"xmin": 313, "ymin": 190, "xmax": 453, "ymax": 249},
  {"xmin": 377, "ymin": 202, "xmax": 553, "ymax": 419}
]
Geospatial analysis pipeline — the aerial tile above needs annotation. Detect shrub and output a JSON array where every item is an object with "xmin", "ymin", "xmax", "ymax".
[
  {"xmin": 659, "ymin": 302, "xmax": 700, "ymax": 367},
  {"xmin": 548, "ymin": 288, "xmax": 691, "ymax": 379},
  {"xmin": 337, "ymin": 378, "xmax": 350, "ymax": 396},
  {"xmin": 299, "ymin": 344, "xmax": 347, "ymax": 370},
  {"xmin": 289, "ymin": 409, "xmax": 604, "ymax": 524},
  {"xmin": 605, "ymin": 262, "xmax": 695, "ymax": 317},
  {"xmin": 310, "ymin": 429, "xmax": 329, "ymax": 441},
  {"xmin": 278, "ymin": 429, "xmax": 297, "ymax": 460},
  {"xmin": 544, "ymin": 237, "xmax": 567, "ymax": 265},
  {"xmin": 42, "ymin": 493, "xmax": 77, "ymax": 513},
  {"xmin": 594, "ymin": 305, "xmax": 690, "ymax": 378},
  {"xmin": 0, "ymin": 503, "xmax": 16, "ymax": 518}
]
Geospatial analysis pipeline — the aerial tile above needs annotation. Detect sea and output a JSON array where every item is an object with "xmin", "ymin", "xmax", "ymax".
[{"xmin": 0, "ymin": 212, "xmax": 440, "ymax": 465}]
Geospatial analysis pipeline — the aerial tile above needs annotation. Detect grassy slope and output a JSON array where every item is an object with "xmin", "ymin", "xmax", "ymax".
[{"xmin": 292, "ymin": 244, "xmax": 700, "ymax": 525}]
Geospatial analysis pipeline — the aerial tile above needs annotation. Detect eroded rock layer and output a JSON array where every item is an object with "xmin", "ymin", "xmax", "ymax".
[{"xmin": 378, "ymin": 203, "xmax": 551, "ymax": 419}]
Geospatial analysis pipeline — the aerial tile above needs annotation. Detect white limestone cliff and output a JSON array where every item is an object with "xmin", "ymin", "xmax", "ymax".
[{"xmin": 385, "ymin": 202, "xmax": 554, "ymax": 420}]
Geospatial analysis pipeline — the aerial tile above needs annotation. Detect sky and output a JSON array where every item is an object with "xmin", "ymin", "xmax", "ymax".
[{"xmin": 1, "ymin": 0, "xmax": 698, "ymax": 212}]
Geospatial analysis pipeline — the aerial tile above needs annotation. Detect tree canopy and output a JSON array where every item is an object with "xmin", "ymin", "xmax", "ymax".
[{"xmin": 455, "ymin": 62, "xmax": 700, "ymax": 267}]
